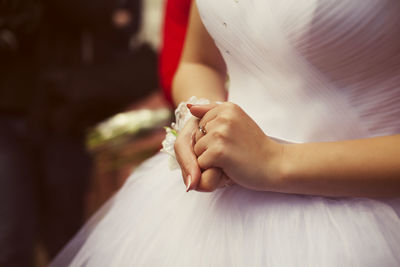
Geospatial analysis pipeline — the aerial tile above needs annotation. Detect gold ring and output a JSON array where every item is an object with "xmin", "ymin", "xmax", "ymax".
[{"xmin": 199, "ymin": 125, "xmax": 207, "ymax": 135}]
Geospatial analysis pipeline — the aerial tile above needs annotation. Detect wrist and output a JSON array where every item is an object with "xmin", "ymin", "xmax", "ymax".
[
  {"xmin": 261, "ymin": 139, "xmax": 296, "ymax": 193},
  {"xmin": 272, "ymin": 143, "xmax": 304, "ymax": 194},
  {"xmin": 162, "ymin": 96, "xmax": 212, "ymax": 170}
]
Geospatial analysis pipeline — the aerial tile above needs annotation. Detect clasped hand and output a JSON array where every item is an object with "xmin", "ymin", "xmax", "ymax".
[{"xmin": 174, "ymin": 102, "xmax": 284, "ymax": 192}]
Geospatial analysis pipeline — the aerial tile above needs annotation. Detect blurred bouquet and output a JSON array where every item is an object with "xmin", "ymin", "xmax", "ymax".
[{"xmin": 87, "ymin": 108, "xmax": 171, "ymax": 150}]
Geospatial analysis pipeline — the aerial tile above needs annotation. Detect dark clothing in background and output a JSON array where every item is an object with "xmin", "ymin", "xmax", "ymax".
[
  {"xmin": 1, "ymin": 0, "xmax": 158, "ymax": 134},
  {"xmin": 34, "ymin": 0, "xmax": 157, "ymax": 137},
  {"xmin": 0, "ymin": 0, "xmax": 158, "ymax": 266},
  {"xmin": 0, "ymin": 116, "xmax": 90, "ymax": 266},
  {"xmin": 0, "ymin": 0, "xmax": 41, "ymax": 114}
]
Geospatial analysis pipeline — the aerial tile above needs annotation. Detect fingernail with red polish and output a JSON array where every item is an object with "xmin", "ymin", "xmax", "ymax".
[{"xmin": 186, "ymin": 175, "xmax": 192, "ymax": 192}]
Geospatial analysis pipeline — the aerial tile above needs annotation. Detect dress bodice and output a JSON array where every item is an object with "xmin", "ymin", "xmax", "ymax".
[{"xmin": 197, "ymin": 0, "xmax": 400, "ymax": 143}]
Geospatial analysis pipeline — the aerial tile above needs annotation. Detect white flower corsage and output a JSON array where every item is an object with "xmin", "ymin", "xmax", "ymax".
[{"xmin": 161, "ymin": 96, "xmax": 210, "ymax": 169}]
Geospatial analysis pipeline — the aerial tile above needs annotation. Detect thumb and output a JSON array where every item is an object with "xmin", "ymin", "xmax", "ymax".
[{"xmin": 188, "ymin": 103, "xmax": 219, "ymax": 118}]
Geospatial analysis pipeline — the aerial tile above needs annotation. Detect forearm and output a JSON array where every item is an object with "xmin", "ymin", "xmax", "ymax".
[
  {"xmin": 277, "ymin": 135, "xmax": 400, "ymax": 197},
  {"xmin": 172, "ymin": 62, "xmax": 227, "ymax": 106},
  {"xmin": 171, "ymin": 2, "xmax": 227, "ymax": 107}
]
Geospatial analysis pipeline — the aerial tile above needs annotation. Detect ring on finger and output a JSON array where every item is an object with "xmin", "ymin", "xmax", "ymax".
[{"xmin": 199, "ymin": 125, "xmax": 207, "ymax": 135}]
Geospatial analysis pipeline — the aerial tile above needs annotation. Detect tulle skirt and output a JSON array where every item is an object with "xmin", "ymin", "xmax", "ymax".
[{"xmin": 51, "ymin": 153, "xmax": 400, "ymax": 267}]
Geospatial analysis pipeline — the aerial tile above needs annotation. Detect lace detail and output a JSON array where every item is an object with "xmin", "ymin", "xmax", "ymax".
[{"xmin": 161, "ymin": 96, "xmax": 210, "ymax": 169}]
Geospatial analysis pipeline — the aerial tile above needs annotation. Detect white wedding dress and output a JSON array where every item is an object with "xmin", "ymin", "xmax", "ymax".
[{"xmin": 52, "ymin": 0, "xmax": 400, "ymax": 266}]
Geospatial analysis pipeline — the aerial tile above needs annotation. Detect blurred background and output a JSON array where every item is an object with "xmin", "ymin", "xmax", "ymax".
[{"xmin": 0, "ymin": 0, "xmax": 188, "ymax": 266}]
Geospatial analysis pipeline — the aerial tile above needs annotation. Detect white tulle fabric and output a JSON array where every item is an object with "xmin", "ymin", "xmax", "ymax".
[{"xmin": 52, "ymin": 0, "xmax": 400, "ymax": 266}]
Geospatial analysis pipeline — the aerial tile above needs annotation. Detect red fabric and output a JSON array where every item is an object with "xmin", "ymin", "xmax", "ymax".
[{"xmin": 159, "ymin": 0, "xmax": 192, "ymax": 105}]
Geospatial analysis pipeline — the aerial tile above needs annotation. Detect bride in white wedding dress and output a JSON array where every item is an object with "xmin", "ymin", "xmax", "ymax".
[{"xmin": 52, "ymin": 0, "xmax": 400, "ymax": 266}]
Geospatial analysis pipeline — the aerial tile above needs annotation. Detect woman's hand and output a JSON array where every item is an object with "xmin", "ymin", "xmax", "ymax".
[
  {"xmin": 190, "ymin": 103, "xmax": 285, "ymax": 191},
  {"xmin": 174, "ymin": 117, "xmax": 202, "ymax": 191},
  {"xmin": 174, "ymin": 116, "xmax": 229, "ymax": 192}
]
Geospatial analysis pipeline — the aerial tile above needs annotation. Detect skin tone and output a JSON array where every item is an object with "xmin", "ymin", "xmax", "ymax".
[
  {"xmin": 172, "ymin": 2, "xmax": 227, "ymax": 191},
  {"xmin": 172, "ymin": 3, "xmax": 400, "ymax": 197}
]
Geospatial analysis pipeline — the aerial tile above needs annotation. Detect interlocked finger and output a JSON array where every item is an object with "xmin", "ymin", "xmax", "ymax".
[
  {"xmin": 197, "ymin": 167, "xmax": 223, "ymax": 192},
  {"xmin": 174, "ymin": 118, "xmax": 202, "ymax": 191}
]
